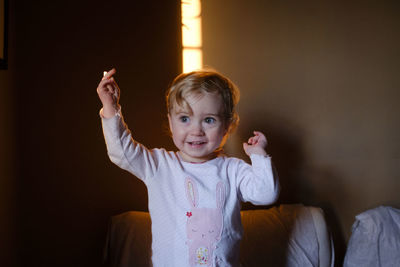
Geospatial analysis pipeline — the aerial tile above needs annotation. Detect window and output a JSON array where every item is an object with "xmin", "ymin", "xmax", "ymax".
[{"xmin": 181, "ymin": 0, "xmax": 202, "ymax": 73}]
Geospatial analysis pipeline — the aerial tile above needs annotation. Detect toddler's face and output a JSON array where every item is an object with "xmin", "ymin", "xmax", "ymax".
[{"xmin": 168, "ymin": 92, "xmax": 228, "ymax": 163}]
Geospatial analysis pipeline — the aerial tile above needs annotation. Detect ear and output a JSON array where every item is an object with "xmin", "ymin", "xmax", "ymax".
[
  {"xmin": 216, "ymin": 182, "xmax": 225, "ymax": 210},
  {"xmin": 185, "ymin": 178, "xmax": 198, "ymax": 208}
]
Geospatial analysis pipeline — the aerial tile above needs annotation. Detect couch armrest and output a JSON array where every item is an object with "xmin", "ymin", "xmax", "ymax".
[
  {"xmin": 309, "ymin": 207, "xmax": 334, "ymax": 267},
  {"xmin": 104, "ymin": 211, "xmax": 152, "ymax": 267},
  {"xmin": 240, "ymin": 204, "xmax": 334, "ymax": 267}
]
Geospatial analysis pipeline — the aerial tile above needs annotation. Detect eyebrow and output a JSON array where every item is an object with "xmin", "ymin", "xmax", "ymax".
[
  {"xmin": 173, "ymin": 111, "xmax": 222, "ymax": 118},
  {"xmin": 173, "ymin": 110, "xmax": 191, "ymax": 115},
  {"xmin": 203, "ymin": 113, "xmax": 221, "ymax": 117}
]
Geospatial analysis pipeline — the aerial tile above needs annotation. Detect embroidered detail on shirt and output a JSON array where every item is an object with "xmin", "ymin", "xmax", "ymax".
[
  {"xmin": 196, "ymin": 247, "xmax": 209, "ymax": 265},
  {"xmin": 184, "ymin": 177, "xmax": 226, "ymax": 267}
]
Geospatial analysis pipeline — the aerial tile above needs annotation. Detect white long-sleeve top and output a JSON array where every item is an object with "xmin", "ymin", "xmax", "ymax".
[{"xmin": 101, "ymin": 111, "xmax": 279, "ymax": 267}]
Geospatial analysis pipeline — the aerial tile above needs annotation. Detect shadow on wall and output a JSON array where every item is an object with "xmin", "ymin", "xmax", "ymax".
[{"xmin": 226, "ymin": 112, "xmax": 347, "ymax": 266}]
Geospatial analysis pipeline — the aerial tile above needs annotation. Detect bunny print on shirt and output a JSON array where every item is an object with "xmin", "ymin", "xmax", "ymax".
[{"xmin": 185, "ymin": 177, "xmax": 225, "ymax": 267}]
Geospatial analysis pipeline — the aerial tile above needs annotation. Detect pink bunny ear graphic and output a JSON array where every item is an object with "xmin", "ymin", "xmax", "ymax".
[
  {"xmin": 216, "ymin": 182, "xmax": 225, "ymax": 210},
  {"xmin": 185, "ymin": 178, "xmax": 198, "ymax": 208}
]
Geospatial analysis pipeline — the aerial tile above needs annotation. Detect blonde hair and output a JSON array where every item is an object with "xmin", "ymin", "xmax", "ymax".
[{"xmin": 166, "ymin": 70, "xmax": 240, "ymax": 133}]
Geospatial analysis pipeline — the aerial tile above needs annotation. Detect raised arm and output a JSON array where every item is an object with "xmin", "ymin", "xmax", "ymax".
[
  {"xmin": 97, "ymin": 68, "xmax": 159, "ymax": 181},
  {"xmin": 237, "ymin": 131, "xmax": 279, "ymax": 205}
]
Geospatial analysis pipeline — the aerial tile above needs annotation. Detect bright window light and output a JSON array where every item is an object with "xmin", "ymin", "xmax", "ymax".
[
  {"xmin": 183, "ymin": 49, "xmax": 202, "ymax": 74},
  {"xmin": 181, "ymin": 0, "xmax": 202, "ymax": 73},
  {"xmin": 182, "ymin": 18, "xmax": 202, "ymax": 47}
]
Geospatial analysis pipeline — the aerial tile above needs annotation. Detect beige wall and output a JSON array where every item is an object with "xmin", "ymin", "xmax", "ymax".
[{"xmin": 203, "ymin": 0, "xmax": 400, "ymax": 261}]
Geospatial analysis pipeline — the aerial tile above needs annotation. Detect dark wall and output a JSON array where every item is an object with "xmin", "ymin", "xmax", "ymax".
[
  {"xmin": 0, "ymin": 0, "xmax": 16, "ymax": 265},
  {"xmin": 1, "ymin": 1, "xmax": 180, "ymax": 266}
]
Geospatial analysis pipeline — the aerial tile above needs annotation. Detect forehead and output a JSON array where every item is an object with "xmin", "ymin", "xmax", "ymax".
[{"xmin": 171, "ymin": 92, "xmax": 224, "ymax": 114}]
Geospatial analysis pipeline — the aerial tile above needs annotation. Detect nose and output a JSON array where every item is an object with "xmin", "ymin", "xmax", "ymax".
[{"xmin": 189, "ymin": 121, "xmax": 205, "ymax": 136}]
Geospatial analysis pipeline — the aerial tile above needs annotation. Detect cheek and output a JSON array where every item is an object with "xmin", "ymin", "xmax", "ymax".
[
  {"xmin": 169, "ymin": 121, "xmax": 179, "ymax": 136},
  {"xmin": 210, "ymin": 127, "xmax": 227, "ymax": 141},
  {"xmin": 170, "ymin": 125, "xmax": 186, "ymax": 143}
]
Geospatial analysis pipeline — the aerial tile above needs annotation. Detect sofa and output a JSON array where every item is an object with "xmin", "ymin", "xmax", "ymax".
[
  {"xmin": 343, "ymin": 206, "xmax": 400, "ymax": 267},
  {"xmin": 104, "ymin": 204, "xmax": 334, "ymax": 267}
]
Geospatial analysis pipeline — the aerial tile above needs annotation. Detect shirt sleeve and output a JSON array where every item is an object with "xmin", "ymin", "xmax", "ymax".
[
  {"xmin": 100, "ymin": 109, "xmax": 159, "ymax": 181},
  {"xmin": 235, "ymin": 154, "xmax": 280, "ymax": 205}
]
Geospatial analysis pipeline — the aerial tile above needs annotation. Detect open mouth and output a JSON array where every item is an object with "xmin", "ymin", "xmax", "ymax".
[{"xmin": 188, "ymin": 141, "xmax": 206, "ymax": 146}]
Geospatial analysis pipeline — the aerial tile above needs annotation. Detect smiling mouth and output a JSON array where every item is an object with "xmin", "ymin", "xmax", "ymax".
[{"xmin": 188, "ymin": 141, "xmax": 206, "ymax": 146}]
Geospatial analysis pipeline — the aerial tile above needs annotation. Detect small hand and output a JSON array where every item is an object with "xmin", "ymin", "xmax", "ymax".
[
  {"xmin": 243, "ymin": 131, "xmax": 268, "ymax": 156},
  {"xmin": 96, "ymin": 68, "xmax": 120, "ymax": 118}
]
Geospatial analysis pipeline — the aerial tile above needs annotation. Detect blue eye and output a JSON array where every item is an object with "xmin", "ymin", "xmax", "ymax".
[
  {"xmin": 180, "ymin": 116, "xmax": 189, "ymax": 123},
  {"xmin": 204, "ymin": 117, "xmax": 216, "ymax": 124}
]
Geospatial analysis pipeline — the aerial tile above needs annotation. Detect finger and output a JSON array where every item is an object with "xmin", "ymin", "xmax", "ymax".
[
  {"xmin": 102, "ymin": 68, "xmax": 116, "ymax": 80},
  {"xmin": 248, "ymin": 137, "xmax": 254, "ymax": 145},
  {"xmin": 97, "ymin": 79, "xmax": 115, "ymax": 94},
  {"xmin": 103, "ymin": 68, "xmax": 117, "ymax": 79},
  {"xmin": 253, "ymin": 131, "xmax": 263, "ymax": 137},
  {"xmin": 97, "ymin": 81, "xmax": 108, "ymax": 94},
  {"xmin": 253, "ymin": 136, "xmax": 260, "ymax": 145},
  {"xmin": 106, "ymin": 84, "xmax": 114, "ymax": 93},
  {"xmin": 110, "ymin": 78, "xmax": 120, "ymax": 94},
  {"xmin": 98, "ymin": 78, "xmax": 113, "ymax": 87},
  {"xmin": 254, "ymin": 131, "xmax": 266, "ymax": 141}
]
